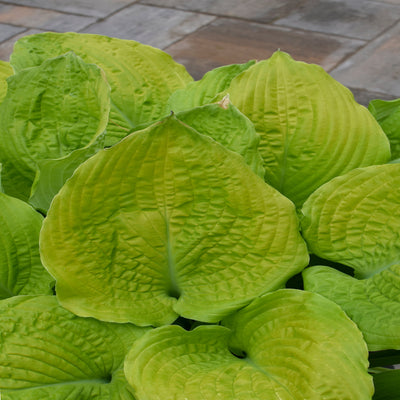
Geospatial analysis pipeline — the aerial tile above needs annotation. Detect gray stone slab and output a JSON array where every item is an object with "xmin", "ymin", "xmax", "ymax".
[
  {"xmin": 330, "ymin": 21, "xmax": 400, "ymax": 97},
  {"xmin": 0, "ymin": 29, "xmax": 44, "ymax": 61},
  {"xmin": 165, "ymin": 18, "xmax": 365, "ymax": 80},
  {"xmin": 0, "ymin": 4, "xmax": 96, "ymax": 32},
  {"xmin": 275, "ymin": 0, "xmax": 400, "ymax": 40},
  {"xmin": 140, "ymin": 0, "xmax": 301, "ymax": 23},
  {"xmin": 0, "ymin": 23, "xmax": 26, "ymax": 42},
  {"xmin": 83, "ymin": 4, "xmax": 215, "ymax": 49},
  {"xmin": 0, "ymin": 0, "xmax": 138, "ymax": 18}
]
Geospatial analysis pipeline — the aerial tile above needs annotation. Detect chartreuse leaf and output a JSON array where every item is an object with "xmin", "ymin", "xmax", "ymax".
[
  {"xmin": 0, "ymin": 60, "xmax": 13, "ymax": 103},
  {"xmin": 369, "ymin": 98, "xmax": 400, "ymax": 160},
  {"xmin": 0, "ymin": 192, "xmax": 53, "ymax": 299},
  {"xmin": 301, "ymin": 163, "xmax": 400, "ymax": 279},
  {"xmin": 124, "ymin": 289, "xmax": 372, "ymax": 400},
  {"xmin": 0, "ymin": 52, "xmax": 109, "ymax": 201},
  {"xmin": 40, "ymin": 115, "xmax": 308, "ymax": 327},
  {"xmin": 225, "ymin": 51, "xmax": 390, "ymax": 207},
  {"xmin": 29, "ymin": 133, "xmax": 105, "ymax": 213},
  {"xmin": 176, "ymin": 97, "xmax": 264, "ymax": 177},
  {"xmin": 0, "ymin": 295, "xmax": 149, "ymax": 400},
  {"xmin": 167, "ymin": 60, "xmax": 255, "ymax": 113},
  {"xmin": 11, "ymin": 32, "xmax": 193, "ymax": 146},
  {"xmin": 303, "ymin": 265, "xmax": 400, "ymax": 350}
]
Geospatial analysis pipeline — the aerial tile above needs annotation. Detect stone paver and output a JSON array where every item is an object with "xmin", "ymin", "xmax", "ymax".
[
  {"xmin": 0, "ymin": 22, "xmax": 25, "ymax": 43},
  {"xmin": 275, "ymin": 0, "xmax": 400, "ymax": 40},
  {"xmin": 83, "ymin": 4, "xmax": 215, "ymax": 48},
  {"xmin": 330, "ymin": 21, "xmax": 400, "ymax": 97},
  {"xmin": 0, "ymin": 4, "xmax": 96, "ymax": 32},
  {"xmin": 0, "ymin": 28, "xmax": 43, "ymax": 61},
  {"xmin": 165, "ymin": 18, "xmax": 365, "ymax": 79},
  {"xmin": 140, "ymin": 0, "xmax": 300, "ymax": 23},
  {"xmin": 2, "ymin": 0, "xmax": 139, "ymax": 18}
]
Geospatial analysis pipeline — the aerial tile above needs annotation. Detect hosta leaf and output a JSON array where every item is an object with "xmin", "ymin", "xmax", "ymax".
[
  {"xmin": 176, "ymin": 97, "xmax": 264, "ymax": 177},
  {"xmin": 29, "ymin": 133, "xmax": 105, "ymax": 213},
  {"xmin": 225, "ymin": 51, "xmax": 390, "ymax": 207},
  {"xmin": 369, "ymin": 98, "xmax": 400, "ymax": 160},
  {"xmin": 0, "ymin": 52, "xmax": 110, "ymax": 201},
  {"xmin": 301, "ymin": 163, "xmax": 400, "ymax": 278},
  {"xmin": 303, "ymin": 265, "xmax": 400, "ymax": 350},
  {"xmin": 40, "ymin": 115, "xmax": 308, "ymax": 326},
  {"xmin": 124, "ymin": 289, "xmax": 372, "ymax": 400},
  {"xmin": 0, "ymin": 193, "xmax": 53, "ymax": 299},
  {"xmin": 0, "ymin": 295, "xmax": 149, "ymax": 399},
  {"xmin": 11, "ymin": 32, "xmax": 193, "ymax": 146},
  {"xmin": 0, "ymin": 60, "xmax": 13, "ymax": 103},
  {"xmin": 167, "ymin": 60, "xmax": 255, "ymax": 113},
  {"xmin": 372, "ymin": 369, "xmax": 400, "ymax": 400}
]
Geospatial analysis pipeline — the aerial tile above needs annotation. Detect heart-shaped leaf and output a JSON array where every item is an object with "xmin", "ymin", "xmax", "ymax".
[
  {"xmin": 301, "ymin": 163, "xmax": 400, "ymax": 278},
  {"xmin": 124, "ymin": 289, "xmax": 372, "ymax": 400},
  {"xmin": 167, "ymin": 60, "xmax": 255, "ymax": 113},
  {"xmin": 225, "ymin": 51, "xmax": 390, "ymax": 207},
  {"xmin": 0, "ymin": 192, "xmax": 53, "ymax": 299},
  {"xmin": 0, "ymin": 52, "xmax": 109, "ymax": 201},
  {"xmin": 11, "ymin": 32, "xmax": 193, "ymax": 146},
  {"xmin": 40, "ymin": 115, "xmax": 308, "ymax": 326},
  {"xmin": 369, "ymin": 98, "xmax": 400, "ymax": 160},
  {"xmin": 0, "ymin": 295, "xmax": 149, "ymax": 399}
]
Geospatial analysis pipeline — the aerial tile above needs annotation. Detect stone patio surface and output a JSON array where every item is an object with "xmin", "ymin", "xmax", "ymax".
[{"xmin": 0, "ymin": 0, "xmax": 399, "ymax": 105}]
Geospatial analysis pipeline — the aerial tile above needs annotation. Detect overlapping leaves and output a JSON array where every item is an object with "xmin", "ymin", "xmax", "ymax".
[{"xmin": 40, "ymin": 115, "xmax": 308, "ymax": 326}]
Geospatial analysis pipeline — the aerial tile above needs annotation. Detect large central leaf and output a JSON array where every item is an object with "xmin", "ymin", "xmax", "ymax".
[
  {"xmin": 40, "ymin": 116, "xmax": 308, "ymax": 326},
  {"xmin": 124, "ymin": 289, "xmax": 372, "ymax": 400}
]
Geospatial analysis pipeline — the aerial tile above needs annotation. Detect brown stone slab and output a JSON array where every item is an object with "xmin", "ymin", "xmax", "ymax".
[
  {"xmin": 275, "ymin": 0, "xmax": 400, "ymax": 40},
  {"xmin": 330, "ymin": 21, "xmax": 400, "ymax": 97},
  {"xmin": 83, "ymin": 4, "xmax": 215, "ymax": 49},
  {"xmin": 1, "ymin": 0, "xmax": 138, "ymax": 18},
  {"xmin": 0, "ymin": 29, "xmax": 44, "ymax": 61},
  {"xmin": 164, "ymin": 18, "xmax": 365, "ymax": 79},
  {"xmin": 0, "ymin": 5, "xmax": 96, "ymax": 32},
  {"xmin": 140, "ymin": 0, "xmax": 301, "ymax": 23}
]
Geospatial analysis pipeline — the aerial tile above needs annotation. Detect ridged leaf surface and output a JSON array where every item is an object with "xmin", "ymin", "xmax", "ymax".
[
  {"xmin": 40, "ymin": 116, "xmax": 308, "ymax": 326},
  {"xmin": 0, "ymin": 295, "xmax": 148, "ymax": 399},
  {"xmin": 226, "ymin": 51, "xmax": 390, "ymax": 207},
  {"xmin": 11, "ymin": 32, "xmax": 193, "ymax": 146},
  {"xmin": 124, "ymin": 289, "xmax": 372, "ymax": 400},
  {"xmin": 304, "ymin": 265, "xmax": 400, "ymax": 351}
]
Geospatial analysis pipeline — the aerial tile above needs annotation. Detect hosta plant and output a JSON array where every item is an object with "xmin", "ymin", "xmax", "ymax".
[{"xmin": 0, "ymin": 32, "xmax": 399, "ymax": 399}]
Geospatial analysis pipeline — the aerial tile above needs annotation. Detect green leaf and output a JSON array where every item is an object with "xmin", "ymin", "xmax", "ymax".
[
  {"xmin": 0, "ymin": 193, "xmax": 53, "ymax": 299},
  {"xmin": 369, "ymin": 98, "xmax": 400, "ymax": 160},
  {"xmin": 11, "ymin": 32, "xmax": 193, "ymax": 146},
  {"xmin": 176, "ymin": 97, "xmax": 264, "ymax": 177},
  {"xmin": 29, "ymin": 133, "xmax": 105, "ymax": 213},
  {"xmin": 225, "ymin": 51, "xmax": 390, "ymax": 207},
  {"xmin": 0, "ymin": 52, "xmax": 110, "ymax": 201},
  {"xmin": 372, "ymin": 369, "xmax": 400, "ymax": 400},
  {"xmin": 303, "ymin": 265, "xmax": 400, "ymax": 351},
  {"xmin": 0, "ymin": 295, "xmax": 149, "ymax": 399},
  {"xmin": 369, "ymin": 350, "xmax": 400, "ymax": 368},
  {"xmin": 0, "ymin": 60, "xmax": 13, "ymax": 103},
  {"xmin": 167, "ymin": 60, "xmax": 255, "ymax": 113},
  {"xmin": 301, "ymin": 163, "xmax": 400, "ymax": 279},
  {"xmin": 124, "ymin": 289, "xmax": 372, "ymax": 400},
  {"xmin": 40, "ymin": 115, "xmax": 308, "ymax": 326}
]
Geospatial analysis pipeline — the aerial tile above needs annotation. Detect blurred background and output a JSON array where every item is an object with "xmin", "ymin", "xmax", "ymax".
[{"xmin": 0, "ymin": 0, "xmax": 399, "ymax": 105}]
